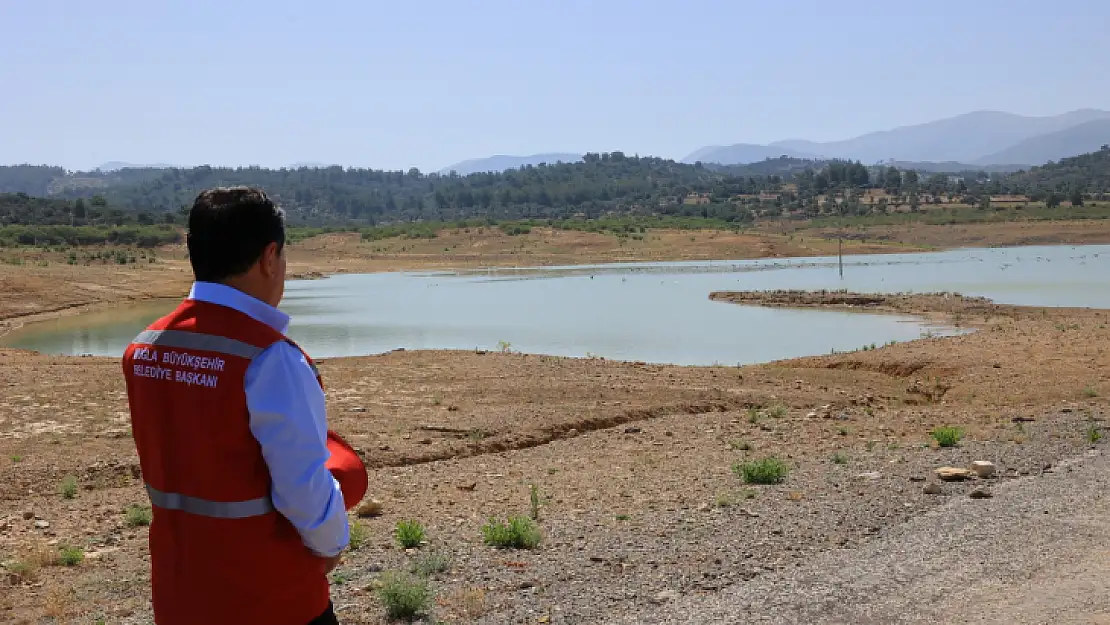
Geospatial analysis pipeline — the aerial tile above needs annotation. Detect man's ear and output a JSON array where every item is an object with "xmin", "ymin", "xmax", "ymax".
[{"xmin": 259, "ymin": 242, "xmax": 281, "ymax": 279}]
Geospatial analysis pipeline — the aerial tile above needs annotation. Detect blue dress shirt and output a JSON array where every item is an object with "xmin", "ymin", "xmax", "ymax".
[{"xmin": 188, "ymin": 282, "xmax": 349, "ymax": 558}]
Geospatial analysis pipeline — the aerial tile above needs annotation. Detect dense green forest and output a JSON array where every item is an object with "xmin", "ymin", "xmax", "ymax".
[
  {"xmin": 1, "ymin": 146, "xmax": 1108, "ymax": 231},
  {"xmin": 0, "ymin": 193, "xmax": 181, "ymax": 247}
]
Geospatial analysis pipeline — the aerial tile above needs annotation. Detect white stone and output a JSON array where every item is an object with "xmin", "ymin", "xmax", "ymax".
[{"xmin": 970, "ymin": 461, "xmax": 996, "ymax": 478}]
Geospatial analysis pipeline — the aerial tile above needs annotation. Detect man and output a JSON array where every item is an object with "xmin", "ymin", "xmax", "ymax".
[{"xmin": 121, "ymin": 186, "xmax": 366, "ymax": 625}]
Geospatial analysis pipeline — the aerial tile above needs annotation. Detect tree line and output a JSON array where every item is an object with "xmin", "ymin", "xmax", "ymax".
[{"xmin": 0, "ymin": 146, "xmax": 1108, "ymax": 229}]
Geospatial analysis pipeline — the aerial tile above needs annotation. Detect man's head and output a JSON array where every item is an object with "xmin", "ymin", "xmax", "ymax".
[{"xmin": 186, "ymin": 186, "xmax": 287, "ymax": 307}]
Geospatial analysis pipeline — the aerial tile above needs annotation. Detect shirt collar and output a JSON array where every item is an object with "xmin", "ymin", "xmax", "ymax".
[{"xmin": 187, "ymin": 281, "xmax": 291, "ymax": 334}]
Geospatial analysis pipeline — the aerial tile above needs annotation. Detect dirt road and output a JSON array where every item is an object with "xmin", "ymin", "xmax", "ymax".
[{"xmin": 623, "ymin": 444, "xmax": 1110, "ymax": 625}]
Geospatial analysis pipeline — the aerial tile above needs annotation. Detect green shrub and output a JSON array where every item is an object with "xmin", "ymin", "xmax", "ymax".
[
  {"xmin": 125, "ymin": 504, "xmax": 152, "ymax": 527},
  {"xmin": 733, "ymin": 457, "xmax": 789, "ymax": 484},
  {"xmin": 931, "ymin": 426, "xmax": 963, "ymax": 447},
  {"xmin": 60, "ymin": 475, "xmax": 78, "ymax": 499},
  {"xmin": 410, "ymin": 550, "xmax": 451, "ymax": 577},
  {"xmin": 481, "ymin": 516, "xmax": 541, "ymax": 549},
  {"xmin": 394, "ymin": 520, "xmax": 426, "ymax": 549},
  {"xmin": 348, "ymin": 520, "xmax": 368, "ymax": 550},
  {"xmin": 376, "ymin": 571, "xmax": 431, "ymax": 621},
  {"xmin": 59, "ymin": 545, "xmax": 84, "ymax": 566}
]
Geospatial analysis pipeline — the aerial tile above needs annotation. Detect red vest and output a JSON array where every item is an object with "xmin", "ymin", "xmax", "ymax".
[{"xmin": 121, "ymin": 299, "xmax": 330, "ymax": 625}]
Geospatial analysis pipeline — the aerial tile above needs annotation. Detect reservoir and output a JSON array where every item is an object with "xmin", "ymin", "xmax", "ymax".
[{"xmin": 2, "ymin": 244, "xmax": 1106, "ymax": 366}]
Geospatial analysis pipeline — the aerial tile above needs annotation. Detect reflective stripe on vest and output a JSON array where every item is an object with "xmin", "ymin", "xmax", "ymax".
[
  {"xmin": 145, "ymin": 483, "xmax": 275, "ymax": 519},
  {"xmin": 133, "ymin": 329, "xmax": 264, "ymax": 360}
]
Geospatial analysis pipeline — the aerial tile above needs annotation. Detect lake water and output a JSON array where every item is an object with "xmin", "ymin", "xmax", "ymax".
[{"xmin": 3, "ymin": 244, "xmax": 1107, "ymax": 366}]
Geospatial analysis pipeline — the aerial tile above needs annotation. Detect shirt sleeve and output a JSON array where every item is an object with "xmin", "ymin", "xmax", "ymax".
[{"xmin": 244, "ymin": 341, "xmax": 349, "ymax": 557}]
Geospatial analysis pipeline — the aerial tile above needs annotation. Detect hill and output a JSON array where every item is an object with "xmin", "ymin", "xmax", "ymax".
[
  {"xmin": 974, "ymin": 120, "xmax": 1110, "ymax": 166},
  {"xmin": 1004, "ymin": 145, "xmax": 1110, "ymax": 195},
  {"xmin": 681, "ymin": 144, "xmax": 818, "ymax": 165},
  {"xmin": 686, "ymin": 109, "xmax": 1110, "ymax": 166},
  {"xmin": 4, "ymin": 146, "xmax": 1110, "ymax": 229},
  {"xmin": 95, "ymin": 161, "xmax": 176, "ymax": 172},
  {"xmin": 439, "ymin": 153, "xmax": 583, "ymax": 175}
]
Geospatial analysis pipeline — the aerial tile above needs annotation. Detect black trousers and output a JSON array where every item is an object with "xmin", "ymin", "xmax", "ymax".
[{"xmin": 306, "ymin": 602, "xmax": 339, "ymax": 625}]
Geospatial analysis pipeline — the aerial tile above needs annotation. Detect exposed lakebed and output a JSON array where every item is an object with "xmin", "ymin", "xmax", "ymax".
[{"xmin": 3, "ymin": 244, "xmax": 1107, "ymax": 365}]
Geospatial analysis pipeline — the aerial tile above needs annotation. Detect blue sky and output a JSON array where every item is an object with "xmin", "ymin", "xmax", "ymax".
[{"xmin": 1, "ymin": 0, "xmax": 1107, "ymax": 171}]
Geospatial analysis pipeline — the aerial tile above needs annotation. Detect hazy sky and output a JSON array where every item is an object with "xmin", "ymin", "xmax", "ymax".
[{"xmin": 2, "ymin": 0, "xmax": 1107, "ymax": 171}]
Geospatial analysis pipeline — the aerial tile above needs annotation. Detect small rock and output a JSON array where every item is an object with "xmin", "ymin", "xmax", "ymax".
[
  {"xmin": 417, "ymin": 438, "xmax": 433, "ymax": 445},
  {"xmin": 970, "ymin": 460, "xmax": 996, "ymax": 478},
  {"xmin": 857, "ymin": 472, "xmax": 882, "ymax": 481},
  {"xmin": 624, "ymin": 426, "xmax": 642, "ymax": 434},
  {"xmin": 566, "ymin": 429, "xmax": 579, "ymax": 437},
  {"xmin": 909, "ymin": 476, "xmax": 926, "ymax": 482},
  {"xmin": 348, "ymin": 407, "xmax": 367, "ymax": 413},
  {"xmin": 653, "ymin": 590, "xmax": 680, "ymax": 604},
  {"xmin": 356, "ymin": 500, "xmax": 383, "ymax": 518},
  {"xmin": 34, "ymin": 520, "xmax": 50, "ymax": 529},
  {"xmin": 935, "ymin": 467, "xmax": 973, "ymax": 481},
  {"xmin": 457, "ymin": 482, "xmax": 477, "ymax": 492},
  {"xmin": 22, "ymin": 510, "xmax": 34, "ymax": 520},
  {"xmin": 969, "ymin": 487, "xmax": 992, "ymax": 499},
  {"xmin": 664, "ymin": 431, "xmax": 674, "ymax": 437},
  {"xmin": 923, "ymin": 483, "xmax": 943, "ymax": 495},
  {"xmin": 697, "ymin": 503, "xmax": 710, "ymax": 512},
  {"xmin": 806, "ymin": 412, "xmax": 818, "ymax": 419}
]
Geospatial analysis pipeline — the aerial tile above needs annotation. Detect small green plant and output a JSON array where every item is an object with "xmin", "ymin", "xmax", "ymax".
[
  {"xmin": 837, "ymin": 427, "xmax": 850, "ymax": 436},
  {"xmin": 58, "ymin": 545, "xmax": 84, "ymax": 566},
  {"xmin": 431, "ymin": 392, "xmax": 443, "ymax": 406},
  {"xmin": 330, "ymin": 570, "xmax": 352, "ymax": 585},
  {"xmin": 1084, "ymin": 385, "xmax": 1099, "ymax": 398},
  {"xmin": 1087, "ymin": 425, "xmax": 1103, "ymax": 444},
  {"xmin": 376, "ymin": 571, "xmax": 431, "ymax": 621},
  {"xmin": 60, "ymin": 475, "xmax": 78, "ymax": 499},
  {"xmin": 746, "ymin": 407, "xmax": 761, "ymax": 424},
  {"xmin": 394, "ymin": 520, "xmax": 426, "ymax": 549},
  {"xmin": 125, "ymin": 504, "xmax": 152, "ymax": 527},
  {"xmin": 348, "ymin": 520, "xmax": 369, "ymax": 550},
  {"xmin": 615, "ymin": 514, "xmax": 631, "ymax": 521},
  {"xmin": 468, "ymin": 428, "xmax": 488, "ymax": 441},
  {"xmin": 9, "ymin": 455, "xmax": 21, "ymax": 463},
  {"xmin": 481, "ymin": 516, "xmax": 542, "ymax": 549},
  {"xmin": 831, "ymin": 452, "xmax": 849, "ymax": 465},
  {"xmin": 730, "ymin": 440, "xmax": 753, "ymax": 451},
  {"xmin": 931, "ymin": 426, "xmax": 964, "ymax": 448},
  {"xmin": 733, "ymin": 457, "xmax": 789, "ymax": 485},
  {"xmin": 410, "ymin": 550, "xmax": 451, "ymax": 577},
  {"xmin": 767, "ymin": 404, "xmax": 788, "ymax": 418},
  {"xmin": 497, "ymin": 340, "xmax": 512, "ymax": 354},
  {"xmin": 529, "ymin": 484, "xmax": 540, "ymax": 521},
  {"xmin": 3, "ymin": 559, "xmax": 34, "ymax": 586}
]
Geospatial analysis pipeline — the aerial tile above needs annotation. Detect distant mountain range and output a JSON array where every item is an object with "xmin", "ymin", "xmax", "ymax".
[
  {"xmin": 86, "ymin": 108, "xmax": 1110, "ymax": 177},
  {"xmin": 438, "ymin": 153, "xmax": 583, "ymax": 175},
  {"xmin": 683, "ymin": 109, "xmax": 1110, "ymax": 167},
  {"xmin": 96, "ymin": 161, "xmax": 176, "ymax": 171}
]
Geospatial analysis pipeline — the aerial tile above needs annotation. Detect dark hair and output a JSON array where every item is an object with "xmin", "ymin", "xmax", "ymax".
[{"xmin": 186, "ymin": 186, "xmax": 286, "ymax": 282}]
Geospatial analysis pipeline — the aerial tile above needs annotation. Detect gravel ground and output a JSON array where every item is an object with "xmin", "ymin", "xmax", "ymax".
[{"xmin": 616, "ymin": 442, "xmax": 1110, "ymax": 625}]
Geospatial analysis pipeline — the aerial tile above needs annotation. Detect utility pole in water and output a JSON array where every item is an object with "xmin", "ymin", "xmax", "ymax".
[{"xmin": 838, "ymin": 189, "xmax": 844, "ymax": 278}]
